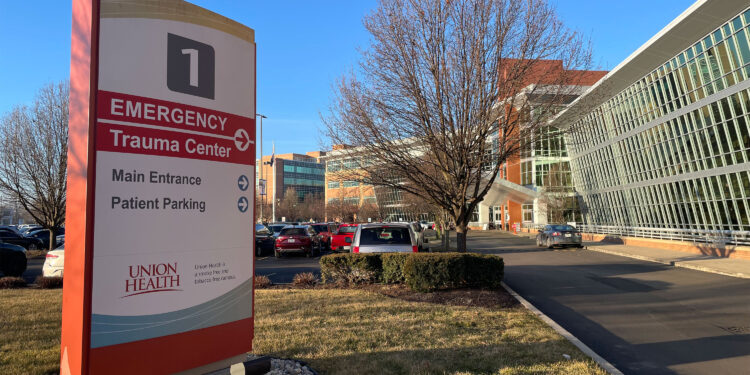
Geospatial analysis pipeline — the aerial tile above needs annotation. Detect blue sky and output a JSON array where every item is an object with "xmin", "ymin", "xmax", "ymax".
[{"xmin": 0, "ymin": 0, "xmax": 693, "ymax": 157}]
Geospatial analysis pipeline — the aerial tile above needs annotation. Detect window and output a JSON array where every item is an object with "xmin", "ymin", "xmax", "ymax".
[
  {"xmin": 522, "ymin": 204, "xmax": 534, "ymax": 222},
  {"xmin": 343, "ymin": 180, "xmax": 359, "ymax": 187},
  {"xmin": 327, "ymin": 161, "xmax": 341, "ymax": 172},
  {"xmin": 344, "ymin": 197, "xmax": 360, "ymax": 205},
  {"xmin": 328, "ymin": 181, "xmax": 339, "ymax": 189},
  {"xmin": 359, "ymin": 227, "xmax": 411, "ymax": 245}
]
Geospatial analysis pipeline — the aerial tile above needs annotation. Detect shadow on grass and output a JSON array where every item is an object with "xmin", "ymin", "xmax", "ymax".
[{"xmin": 278, "ymin": 342, "xmax": 604, "ymax": 375}]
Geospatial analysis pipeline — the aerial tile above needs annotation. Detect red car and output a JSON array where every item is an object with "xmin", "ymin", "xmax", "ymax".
[
  {"xmin": 310, "ymin": 223, "xmax": 338, "ymax": 250},
  {"xmin": 274, "ymin": 225, "xmax": 322, "ymax": 258},
  {"xmin": 330, "ymin": 224, "xmax": 358, "ymax": 252}
]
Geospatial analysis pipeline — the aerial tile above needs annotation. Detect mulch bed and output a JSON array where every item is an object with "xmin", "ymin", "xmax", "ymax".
[{"xmin": 266, "ymin": 282, "xmax": 519, "ymax": 309}]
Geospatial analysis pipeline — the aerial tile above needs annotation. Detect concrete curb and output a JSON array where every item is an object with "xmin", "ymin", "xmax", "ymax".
[
  {"xmin": 501, "ymin": 282, "xmax": 624, "ymax": 375},
  {"xmin": 585, "ymin": 246, "xmax": 672, "ymax": 265},
  {"xmin": 671, "ymin": 262, "xmax": 750, "ymax": 279},
  {"xmin": 586, "ymin": 246, "xmax": 750, "ymax": 279}
]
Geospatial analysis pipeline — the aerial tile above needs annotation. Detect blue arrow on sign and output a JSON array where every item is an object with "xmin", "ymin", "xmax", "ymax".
[
  {"xmin": 237, "ymin": 175, "xmax": 249, "ymax": 191},
  {"xmin": 237, "ymin": 197, "xmax": 249, "ymax": 213}
]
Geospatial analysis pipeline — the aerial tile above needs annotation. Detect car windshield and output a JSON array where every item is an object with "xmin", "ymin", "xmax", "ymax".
[
  {"xmin": 280, "ymin": 228, "xmax": 306, "ymax": 236},
  {"xmin": 311, "ymin": 225, "xmax": 329, "ymax": 233},
  {"xmin": 268, "ymin": 225, "xmax": 286, "ymax": 232},
  {"xmin": 359, "ymin": 227, "xmax": 411, "ymax": 245},
  {"xmin": 338, "ymin": 226, "xmax": 357, "ymax": 234},
  {"xmin": 255, "ymin": 224, "xmax": 270, "ymax": 234},
  {"xmin": 549, "ymin": 225, "xmax": 575, "ymax": 231}
]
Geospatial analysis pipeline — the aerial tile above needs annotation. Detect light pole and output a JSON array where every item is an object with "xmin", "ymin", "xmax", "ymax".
[{"xmin": 256, "ymin": 113, "xmax": 267, "ymax": 223}]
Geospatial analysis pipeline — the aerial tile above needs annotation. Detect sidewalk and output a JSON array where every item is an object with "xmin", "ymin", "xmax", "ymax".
[{"xmin": 584, "ymin": 241, "xmax": 750, "ymax": 279}]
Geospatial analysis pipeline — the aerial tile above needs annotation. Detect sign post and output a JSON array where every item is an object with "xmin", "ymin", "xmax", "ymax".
[{"xmin": 62, "ymin": 1, "xmax": 256, "ymax": 374}]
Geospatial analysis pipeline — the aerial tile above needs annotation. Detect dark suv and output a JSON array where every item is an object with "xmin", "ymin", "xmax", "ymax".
[
  {"xmin": 0, "ymin": 242, "xmax": 27, "ymax": 277},
  {"xmin": 0, "ymin": 228, "xmax": 43, "ymax": 250}
]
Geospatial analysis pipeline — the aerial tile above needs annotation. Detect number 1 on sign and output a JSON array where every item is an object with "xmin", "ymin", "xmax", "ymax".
[{"xmin": 181, "ymin": 48, "xmax": 199, "ymax": 87}]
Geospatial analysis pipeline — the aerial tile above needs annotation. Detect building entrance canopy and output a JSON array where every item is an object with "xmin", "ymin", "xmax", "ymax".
[{"xmin": 482, "ymin": 177, "xmax": 539, "ymax": 205}]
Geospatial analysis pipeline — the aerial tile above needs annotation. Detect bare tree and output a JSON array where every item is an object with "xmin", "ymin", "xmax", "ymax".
[
  {"xmin": 0, "ymin": 82, "xmax": 68, "ymax": 250},
  {"xmin": 324, "ymin": 0, "xmax": 591, "ymax": 251}
]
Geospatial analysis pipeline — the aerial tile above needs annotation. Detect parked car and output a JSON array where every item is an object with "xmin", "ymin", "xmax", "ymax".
[
  {"xmin": 0, "ymin": 241, "xmax": 27, "ymax": 277},
  {"xmin": 409, "ymin": 222, "xmax": 428, "ymax": 251},
  {"xmin": 0, "ymin": 228, "xmax": 43, "ymax": 250},
  {"xmin": 310, "ymin": 223, "xmax": 337, "ymax": 250},
  {"xmin": 254, "ymin": 224, "xmax": 274, "ymax": 256},
  {"xmin": 351, "ymin": 223, "xmax": 419, "ymax": 253},
  {"xmin": 274, "ymin": 225, "xmax": 322, "ymax": 258},
  {"xmin": 419, "ymin": 220, "xmax": 433, "ymax": 230},
  {"xmin": 267, "ymin": 223, "xmax": 288, "ymax": 238},
  {"xmin": 25, "ymin": 229, "xmax": 64, "ymax": 249},
  {"xmin": 330, "ymin": 224, "xmax": 358, "ymax": 252},
  {"xmin": 18, "ymin": 225, "xmax": 42, "ymax": 236},
  {"xmin": 42, "ymin": 244, "xmax": 65, "ymax": 277},
  {"xmin": 536, "ymin": 224, "xmax": 583, "ymax": 248}
]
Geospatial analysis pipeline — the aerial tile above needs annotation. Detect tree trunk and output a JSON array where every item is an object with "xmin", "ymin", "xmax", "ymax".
[
  {"xmin": 49, "ymin": 230, "xmax": 54, "ymax": 251},
  {"xmin": 456, "ymin": 223, "xmax": 468, "ymax": 252}
]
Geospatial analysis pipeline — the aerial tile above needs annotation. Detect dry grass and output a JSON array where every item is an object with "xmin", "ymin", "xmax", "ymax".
[
  {"xmin": 0, "ymin": 288, "xmax": 606, "ymax": 375},
  {"xmin": 0, "ymin": 289, "xmax": 62, "ymax": 374},
  {"xmin": 254, "ymin": 289, "xmax": 607, "ymax": 375}
]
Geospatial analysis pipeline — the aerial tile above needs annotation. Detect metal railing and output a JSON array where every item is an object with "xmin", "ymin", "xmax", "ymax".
[{"xmin": 521, "ymin": 223, "xmax": 750, "ymax": 246}]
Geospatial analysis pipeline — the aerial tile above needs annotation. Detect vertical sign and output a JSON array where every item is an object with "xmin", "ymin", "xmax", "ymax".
[{"xmin": 62, "ymin": 1, "xmax": 256, "ymax": 374}]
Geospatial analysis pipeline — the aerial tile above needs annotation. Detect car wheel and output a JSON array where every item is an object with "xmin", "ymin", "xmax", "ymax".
[
  {"xmin": 256, "ymin": 246, "xmax": 263, "ymax": 257},
  {"xmin": 546, "ymin": 238, "xmax": 554, "ymax": 249},
  {"xmin": 28, "ymin": 243, "xmax": 37, "ymax": 250},
  {"xmin": 536, "ymin": 237, "xmax": 543, "ymax": 247},
  {"xmin": 274, "ymin": 248, "xmax": 280, "ymax": 258},
  {"xmin": 306, "ymin": 248, "xmax": 313, "ymax": 258}
]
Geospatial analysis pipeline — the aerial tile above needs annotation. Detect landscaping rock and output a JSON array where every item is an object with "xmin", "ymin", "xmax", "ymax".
[{"xmin": 241, "ymin": 354, "xmax": 318, "ymax": 375}]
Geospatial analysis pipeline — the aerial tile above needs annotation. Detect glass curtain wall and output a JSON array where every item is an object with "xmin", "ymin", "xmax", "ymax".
[{"xmin": 567, "ymin": 8, "xmax": 750, "ymax": 232}]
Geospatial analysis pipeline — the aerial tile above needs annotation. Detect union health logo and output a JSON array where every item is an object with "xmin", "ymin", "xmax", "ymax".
[{"xmin": 123, "ymin": 262, "xmax": 182, "ymax": 298}]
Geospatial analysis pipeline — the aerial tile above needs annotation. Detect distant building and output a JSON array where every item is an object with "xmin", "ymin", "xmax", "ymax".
[
  {"xmin": 256, "ymin": 151, "xmax": 326, "ymax": 209},
  {"xmin": 322, "ymin": 145, "xmax": 381, "ymax": 222},
  {"xmin": 473, "ymin": 60, "xmax": 607, "ymax": 230}
]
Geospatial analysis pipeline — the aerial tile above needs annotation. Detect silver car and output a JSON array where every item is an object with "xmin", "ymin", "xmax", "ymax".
[{"xmin": 352, "ymin": 223, "xmax": 419, "ymax": 253}]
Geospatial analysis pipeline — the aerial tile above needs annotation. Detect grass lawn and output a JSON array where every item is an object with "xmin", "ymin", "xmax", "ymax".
[
  {"xmin": 0, "ymin": 288, "xmax": 606, "ymax": 375},
  {"xmin": 0, "ymin": 289, "xmax": 62, "ymax": 375}
]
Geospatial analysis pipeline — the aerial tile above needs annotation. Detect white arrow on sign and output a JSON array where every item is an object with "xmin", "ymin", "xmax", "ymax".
[
  {"xmin": 234, "ymin": 128, "xmax": 253, "ymax": 152},
  {"xmin": 238, "ymin": 175, "xmax": 249, "ymax": 191}
]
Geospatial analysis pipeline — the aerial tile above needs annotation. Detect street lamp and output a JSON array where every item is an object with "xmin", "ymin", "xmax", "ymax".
[{"xmin": 256, "ymin": 113, "xmax": 267, "ymax": 223}]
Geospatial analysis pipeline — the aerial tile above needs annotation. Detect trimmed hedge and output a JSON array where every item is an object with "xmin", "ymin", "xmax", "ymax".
[
  {"xmin": 320, "ymin": 253, "xmax": 382, "ymax": 284},
  {"xmin": 381, "ymin": 253, "xmax": 410, "ymax": 284},
  {"xmin": 319, "ymin": 252, "xmax": 504, "ymax": 292},
  {"xmin": 403, "ymin": 253, "xmax": 504, "ymax": 292}
]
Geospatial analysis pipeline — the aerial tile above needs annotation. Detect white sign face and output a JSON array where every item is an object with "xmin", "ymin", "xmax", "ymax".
[{"xmin": 89, "ymin": 16, "xmax": 255, "ymax": 349}]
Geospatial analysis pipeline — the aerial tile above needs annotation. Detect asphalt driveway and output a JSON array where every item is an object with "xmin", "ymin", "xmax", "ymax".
[{"xmin": 472, "ymin": 231, "xmax": 750, "ymax": 375}]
